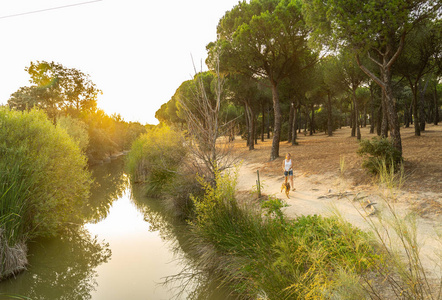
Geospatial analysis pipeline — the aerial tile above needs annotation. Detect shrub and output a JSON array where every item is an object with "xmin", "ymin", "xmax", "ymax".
[
  {"xmin": 0, "ymin": 107, "xmax": 91, "ymax": 240},
  {"xmin": 357, "ymin": 137, "xmax": 403, "ymax": 174},
  {"xmin": 126, "ymin": 126, "xmax": 187, "ymax": 196}
]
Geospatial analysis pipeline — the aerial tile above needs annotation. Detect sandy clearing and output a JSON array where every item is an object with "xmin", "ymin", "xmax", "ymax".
[{"xmin": 235, "ymin": 146, "xmax": 442, "ymax": 283}]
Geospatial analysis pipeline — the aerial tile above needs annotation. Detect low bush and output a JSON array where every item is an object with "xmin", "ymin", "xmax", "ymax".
[{"xmin": 357, "ymin": 137, "xmax": 403, "ymax": 174}]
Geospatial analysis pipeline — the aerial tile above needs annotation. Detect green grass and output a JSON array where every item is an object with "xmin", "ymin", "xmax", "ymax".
[{"xmin": 183, "ymin": 169, "xmax": 379, "ymax": 299}]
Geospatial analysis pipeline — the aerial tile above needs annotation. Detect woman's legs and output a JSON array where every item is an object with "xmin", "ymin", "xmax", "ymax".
[{"xmin": 290, "ymin": 174, "xmax": 295, "ymax": 190}]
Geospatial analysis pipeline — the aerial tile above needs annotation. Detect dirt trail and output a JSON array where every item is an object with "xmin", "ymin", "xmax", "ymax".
[
  {"xmin": 233, "ymin": 126, "xmax": 442, "ymax": 282},
  {"xmin": 237, "ymin": 161, "xmax": 442, "ymax": 281}
]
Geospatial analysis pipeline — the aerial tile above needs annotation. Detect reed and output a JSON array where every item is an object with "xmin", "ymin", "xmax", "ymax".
[
  {"xmin": 0, "ymin": 108, "xmax": 91, "ymax": 280},
  {"xmin": 0, "ymin": 154, "xmax": 33, "ymax": 279},
  {"xmin": 353, "ymin": 165, "xmax": 442, "ymax": 299}
]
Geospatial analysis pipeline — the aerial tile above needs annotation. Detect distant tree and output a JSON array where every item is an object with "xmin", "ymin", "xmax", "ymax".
[
  {"xmin": 324, "ymin": 51, "xmax": 367, "ymax": 139},
  {"xmin": 155, "ymin": 96, "xmax": 184, "ymax": 127},
  {"xmin": 225, "ymin": 74, "xmax": 262, "ymax": 150},
  {"xmin": 8, "ymin": 61, "xmax": 101, "ymax": 121},
  {"xmin": 395, "ymin": 20, "xmax": 442, "ymax": 135}
]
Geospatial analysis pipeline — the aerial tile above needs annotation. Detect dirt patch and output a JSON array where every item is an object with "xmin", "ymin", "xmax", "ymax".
[
  {"xmin": 231, "ymin": 125, "xmax": 442, "ymax": 289},
  {"xmin": 232, "ymin": 125, "xmax": 442, "ymax": 219}
]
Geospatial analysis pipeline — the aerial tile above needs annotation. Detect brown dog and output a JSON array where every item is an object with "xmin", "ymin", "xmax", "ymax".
[{"xmin": 281, "ymin": 177, "xmax": 290, "ymax": 198}]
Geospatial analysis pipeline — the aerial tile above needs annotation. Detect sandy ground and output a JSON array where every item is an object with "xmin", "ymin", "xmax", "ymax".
[{"xmin": 232, "ymin": 125, "xmax": 442, "ymax": 282}]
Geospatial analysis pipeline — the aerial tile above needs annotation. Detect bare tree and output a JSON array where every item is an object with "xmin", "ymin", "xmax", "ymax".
[{"xmin": 178, "ymin": 52, "xmax": 239, "ymax": 181}]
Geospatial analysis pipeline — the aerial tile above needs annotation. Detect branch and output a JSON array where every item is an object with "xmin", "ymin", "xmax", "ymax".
[
  {"xmin": 367, "ymin": 51, "xmax": 383, "ymax": 68},
  {"xmin": 386, "ymin": 33, "xmax": 405, "ymax": 69},
  {"xmin": 356, "ymin": 54, "xmax": 385, "ymax": 90}
]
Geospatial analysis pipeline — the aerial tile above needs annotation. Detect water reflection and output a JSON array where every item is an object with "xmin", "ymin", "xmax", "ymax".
[
  {"xmin": 0, "ymin": 228, "xmax": 111, "ymax": 300},
  {"xmin": 130, "ymin": 184, "xmax": 235, "ymax": 300},
  {"xmin": 82, "ymin": 158, "xmax": 128, "ymax": 223},
  {"xmin": 0, "ymin": 159, "xmax": 235, "ymax": 299}
]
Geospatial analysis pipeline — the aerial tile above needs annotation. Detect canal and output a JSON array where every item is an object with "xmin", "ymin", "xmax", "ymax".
[{"xmin": 0, "ymin": 158, "xmax": 231, "ymax": 299}]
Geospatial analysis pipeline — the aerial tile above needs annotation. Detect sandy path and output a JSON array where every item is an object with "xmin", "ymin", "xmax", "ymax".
[{"xmin": 236, "ymin": 162, "xmax": 442, "ymax": 281}]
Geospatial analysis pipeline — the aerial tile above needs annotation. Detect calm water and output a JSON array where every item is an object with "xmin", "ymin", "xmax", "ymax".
[{"xmin": 0, "ymin": 158, "xmax": 231, "ymax": 299}]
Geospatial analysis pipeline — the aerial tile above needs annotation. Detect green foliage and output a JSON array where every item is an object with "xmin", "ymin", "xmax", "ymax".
[
  {"xmin": 187, "ymin": 170, "xmax": 377, "ymax": 299},
  {"xmin": 0, "ymin": 108, "xmax": 91, "ymax": 241},
  {"xmin": 357, "ymin": 137, "xmax": 403, "ymax": 174},
  {"xmin": 315, "ymin": 106, "xmax": 343, "ymax": 132},
  {"xmin": 8, "ymin": 61, "xmax": 101, "ymax": 121},
  {"xmin": 57, "ymin": 115, "xmax": 89, "ymax": 152},
  {"xmin": 126, "ymin": 126, "xmax": 187, "ymax": 196},
  {"xmin": 261, "ymin": 196, "xmax": 288, "ymax": 222}
]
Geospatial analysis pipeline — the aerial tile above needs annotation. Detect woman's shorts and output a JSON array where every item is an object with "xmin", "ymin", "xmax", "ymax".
[{"xmin": 284, "ymin": 170, "xmax": 293, "ymax": 176}]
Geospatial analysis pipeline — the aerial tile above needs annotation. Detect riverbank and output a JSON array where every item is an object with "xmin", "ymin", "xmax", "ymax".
[{"xmin": 233, "ymin": 125, "xmax": 442, "ymax": 289}]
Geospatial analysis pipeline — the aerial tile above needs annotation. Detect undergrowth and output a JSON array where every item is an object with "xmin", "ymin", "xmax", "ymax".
[{"xmin": 182, "ymin": 168, "xmax": 379, "ymax": 299}]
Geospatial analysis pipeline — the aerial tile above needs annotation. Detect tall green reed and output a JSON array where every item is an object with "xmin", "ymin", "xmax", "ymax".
[{"xmin": 0, "ymin": 150, "xmax": 34, "ymax": 247}]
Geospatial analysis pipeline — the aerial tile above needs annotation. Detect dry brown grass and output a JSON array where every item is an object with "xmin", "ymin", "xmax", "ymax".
[{"xmin": 231, "ymin": 124, "xmax": 442, "ymax": 216}]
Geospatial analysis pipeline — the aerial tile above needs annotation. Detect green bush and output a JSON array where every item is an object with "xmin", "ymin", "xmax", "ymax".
[
  {"xmin": 186, "ymin": 170, "xmax": 378, "ymax": 299},
  {"xmin": 126, "ymin": 126, "xmax": 187, "ymax": 196},
  {"xmin": 0, "ymin": 108, "xmax": 91, "ymax": 240},
  {"xmin": 57, "ymin": 115, "xmax": 89, "ymax": 152},
  {"xmin": 357, "ymin": 137, "xmax": 403, "ymax": 174}
]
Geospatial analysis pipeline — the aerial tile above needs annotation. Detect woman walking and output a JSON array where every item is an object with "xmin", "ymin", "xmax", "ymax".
[{"xmin": 282, "ymin": 153, "xmax": 295, "ymax": 191}]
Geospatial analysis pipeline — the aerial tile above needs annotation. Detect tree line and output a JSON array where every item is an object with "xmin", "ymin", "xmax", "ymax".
[
  {"xmin": 155, "ymin": 0, "xmax": 442, "ymax": 161},
  {"xmin": 6, "ymin": 60, "xmax": 149, "ymax": 163}
]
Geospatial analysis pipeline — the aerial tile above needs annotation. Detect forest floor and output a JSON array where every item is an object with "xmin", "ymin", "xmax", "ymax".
[{"xmin": 232, "ymin": 124, "xmax": 442, "ymax": 285}]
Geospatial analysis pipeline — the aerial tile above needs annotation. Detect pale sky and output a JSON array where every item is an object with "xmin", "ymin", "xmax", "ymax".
[{"xmin": 0, "ymin": 0, "xmax": 240, "ymax": 125}]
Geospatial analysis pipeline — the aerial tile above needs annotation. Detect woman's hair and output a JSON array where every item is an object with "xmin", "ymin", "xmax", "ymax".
[{"xmin": 286, "ymin": 153, "xmax": 291, "ymax": 158}]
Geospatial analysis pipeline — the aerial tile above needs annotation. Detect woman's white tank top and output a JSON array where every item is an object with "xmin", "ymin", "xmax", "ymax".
[{"xmin": 284, "ymin": 159, "xmax": 292, "ymax": 171}]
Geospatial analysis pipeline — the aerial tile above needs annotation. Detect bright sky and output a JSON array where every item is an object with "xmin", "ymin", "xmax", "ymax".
[{"xmin": 0, "ymin": 0, "xmax": 240, "ymax": 125}]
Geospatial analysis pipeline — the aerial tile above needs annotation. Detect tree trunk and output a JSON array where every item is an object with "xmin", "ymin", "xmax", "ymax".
[
  {"xmin": 434, "ymin": 85, "xmax": 439, "ymax": 125},
  {"xmin": 261, "ymin": 101, "xmax": 265, "ymax": 141},
  {"xmin": 288, "ymin": 102, "xmax": 294, "ymax": 143},
  {"xmin": 245, "ymin": 103, "xmax": 254, "ymax": 150},
  {"xmin": 351, "ymin": 102, "xmax": 356, "ymax": 137},
  {"xmin": 292, "ymin": 104, "xmax": 298, "ymax": 145},
  {"xmin": 419, "ymin": 79, "xmax": 430, "ymax": 131},
  {"xmin": 327, "ymin": 92, "xmax": 333, "ymax": 136},
  {"xmin": 412, "ymin": 84, "xmax": 421, "ymax": 136},
  {"xmin": 352, "ymin": 88, "xmax": 361, "ymax": 140},
  {"xmin": 270, "ymin": 82, "xmax": 281, "ymax": 160},
  {"xmin": 382, "ymin": 67, "xmax": 402, "ymax": 154},
  {"xmin": 381, "ymin": 91, "xmax": 389, "ymax": 138},
  {"xmin": 253, "ymin": 112, "xmax": 258, "ymax": 145},
  {"xmin": 244, "ymin": 103, "xmax": 250, "ymax": 146},
  {"xmin": 309, "ymin": 103, "xmax": 314, "ymax": 136},
  {"xmin": 267, "ymin": 102, "xmax": 271, "ymax": 139},
  {"xmin": 376, "ymin": 105, "xmax": 382, "ymax": 136},
  {"xmin": 363, "ymin": 105, "xmax": 367, "ymax": 127},
  {"xmin": 369, "ymin": 85, "xmax": 375, "ymax": 134}
]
